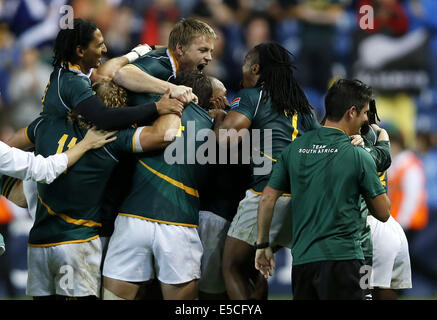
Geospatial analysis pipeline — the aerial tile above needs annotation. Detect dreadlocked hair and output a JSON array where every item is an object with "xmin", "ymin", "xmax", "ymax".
[
  {"xmin": 53, "ymin": 18, "xmax": 97, "ymax": 69},
  {"xmin": 68, "ymin": 80, "xmax": 127, "ymax": 129},
  {"xmin": 253, "ymin": 42, "xmax": 312, "ymax": 116}
]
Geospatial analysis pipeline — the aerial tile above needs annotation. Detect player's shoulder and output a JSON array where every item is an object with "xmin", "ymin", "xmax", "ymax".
[
  {"xmin": 134, "ymin": 48, "xmax": 170, "ymax": 65},
  {"xmin": 231, "ymin": 87, "xmax": 262, "ymax": 109},
  {"xmin": 183, "ymin": 102, "xmax": 213, "ymax": 123}
]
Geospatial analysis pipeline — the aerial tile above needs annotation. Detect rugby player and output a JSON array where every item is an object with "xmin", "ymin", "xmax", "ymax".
[
  {"xmin": 212, "ymin": 42, "xmax": 320, "ymax": 300},
  {"xmin": 23, "ymin": 83, "xmax": 183, "ymax": 299}
]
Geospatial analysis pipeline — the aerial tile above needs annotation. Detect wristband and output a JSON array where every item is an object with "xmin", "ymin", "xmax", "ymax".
[
  {"xmin": 254, "ymin": 242, "xmax": 269, "ymax": 249},
  {"xmin": 123, "ymin": 44, "xmax": 153, "ymax": 63}
]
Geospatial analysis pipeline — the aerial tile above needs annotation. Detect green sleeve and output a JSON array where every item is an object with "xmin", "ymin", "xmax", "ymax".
[
  {"xmin": 26, "ymin": 116, "xmax": 46, "ymax": 144},
  {"xmin": 363, "ymin": 135, "xmax": 391, "ymax": 172},
  {"xmin": 358, "ymin": 149, "xmax": 386, "ymax": 199},
  {"xmin": 105, "ymin": 127, "xmax": 138, "ymax": 156},
  {"xmin": 131, "ymin": 57, "xmax": 171, "ymax": 80},
  {"xmin": 62, "ymin": 75, "xmax": 95, "ymax": 109},
  {"xmin": 267, "ymin": 150, "xmax": 291, "ymax": 193},
  {"xmin": 231, "ymin": 89, "xmax": 258, "ymax": 121}
]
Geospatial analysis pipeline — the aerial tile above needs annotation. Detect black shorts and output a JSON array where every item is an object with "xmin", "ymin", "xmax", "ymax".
[{"xmin": 292, "ymin": 259, "xmax": 365, "ymax": 300}]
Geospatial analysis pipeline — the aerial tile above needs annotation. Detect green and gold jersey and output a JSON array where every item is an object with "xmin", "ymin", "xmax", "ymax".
[
  {"xmin": 127, "ymin": 48, "xmax": 177, "ymax": 106},
  {"xmin": 41, "ymin": 64, "xmax": 95, "ymax": 117},
  {"xmin": 360, "ymin": 128, "xmax": 391, "ymax": 261},
  {"xmin": 118, "ymin": 102, "xmax": 213, "ymax": 227},
  {"xmin": 230, "ymin": 86, "xmax": 320, "ymax": 192},
  {"xmin": 268, "ymin": 126, "xmax": 386, "ymax": 266},
  {"xmin": 25, "ymin": 116, "xmax": 138, "ymax": 246}
]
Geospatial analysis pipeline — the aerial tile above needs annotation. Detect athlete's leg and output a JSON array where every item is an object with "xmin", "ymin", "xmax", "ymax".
[
  {"xmin": 102, "ymin": 276, "xmax": 140, "ymax": 300},
  {"xmin": 199, "ymin": 291, "xmax": 229, "ymax": 300},
  {"xmin": 222, "ymin": 236, "xmax": 267, "ymax": 300},
  {"xmin": 160, "ymin": 280, "xmax": 199, "ymax": 300},
  {"xmin": 372, "ymin": 288, "xmax": 399, "ymax": 300}
]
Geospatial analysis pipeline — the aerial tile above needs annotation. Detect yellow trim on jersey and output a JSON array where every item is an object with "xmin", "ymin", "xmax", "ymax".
[
  {"xmin": 379, "ymin": 171, "xmax": 387, "ymax": 187},
  {"xmin": 132, "ymin": 128, "xmax": 137, "ymax": 153},
  {"xmin": 138, "ymin": 160, "xmax": 199, "ymax": 198},
  {"xmin": 292, "ymin": 113, "xmax": 299, "ymax": 141},
  {"xmin": 38, "ymin": 195, "xmax": 102, "ymax": 228},
  {"xmin": 28, "ymin": 235, "xmax": 100, "ymax": 248},
  {"xmin": 119, "ymin": 213, "xmax": 198, "ymax": 228},
  {"xmin": 249, "ymin": 188, "xmax": 291, "ymax": 197},
  {"xmin": 68, "ymin": 62, "xmax": 82, "ymax": 72},
  {"xmin": 260, "ymin": 151, "xmax": 277, "ymax": 163},
  {"xmin": 24, "ymin": 127, "xmax": 32, "ymax": 144}
]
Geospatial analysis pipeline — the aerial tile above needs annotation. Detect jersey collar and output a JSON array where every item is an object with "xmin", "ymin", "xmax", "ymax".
[
  {"xmin": 322, "ymin": 125, "xmax": 347, "ymax": 135},
  {"xmin": 67, "ymin": 62, "xmax": 93, "ymax": 78},
  {"xmin": 166, "ymin": 49, "xmax": 178, "ymax": 78}
]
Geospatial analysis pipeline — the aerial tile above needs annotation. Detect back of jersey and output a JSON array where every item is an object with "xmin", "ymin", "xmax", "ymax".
[{"xmin": 26, "ymin": 116, "xmax": 119, "ymax": 246}]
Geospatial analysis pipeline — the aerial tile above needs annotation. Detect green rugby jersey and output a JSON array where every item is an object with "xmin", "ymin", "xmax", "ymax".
[
  {"xmin": 268, "ymin": 126, "xmax": 386, "ymax": 266},
  {"xmin": 25, "ymin": 116, "xmax": 138, "ymax": 246},
  {"xmin": 118, "ymin": 102, "xmax": 213, "ymax": 227},
  {"xmin": 41, "ymin": 64, "xmax": 95, "ymax": 117},
  {"xmin": 230, "ymin": 87, "xmax": 320, "ymax": 193},
  {"xmin": 360, "ymin": 128, "xmax": 391, "ymax": 262},
  {"xmin": 127, "ymin": 48, "xmax": 177, "ymax": 106}
]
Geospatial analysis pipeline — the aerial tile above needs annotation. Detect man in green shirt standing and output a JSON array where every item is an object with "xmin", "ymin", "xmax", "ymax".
[{"xmin": 255, "ymin": 79, "xmax": 391, "ymax": 300}]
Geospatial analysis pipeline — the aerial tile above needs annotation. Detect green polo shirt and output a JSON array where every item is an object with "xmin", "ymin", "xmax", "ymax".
[{"xmin": 268, "ymin": 126, "xmax": 386, "ymax": 266}]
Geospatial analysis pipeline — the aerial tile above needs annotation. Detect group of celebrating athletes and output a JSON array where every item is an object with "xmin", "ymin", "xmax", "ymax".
[{"xmin": 0, "ymin": 16, "xmax": 411, "ymax": 300}]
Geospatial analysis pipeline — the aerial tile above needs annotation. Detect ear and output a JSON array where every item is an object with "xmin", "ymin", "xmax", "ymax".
[
  {"xmin": 251, "ymin": 63, "xmax": 260, "ymax": 75},
  {"xmin": 348, "ymin": 106, "xmax": 358, "ymax": 118},
  {"xmin": 76, "ymin": 46, "xmax": 85, "ymax": 59},
  {"xmin": 175, "ymin": 44, "xmax": 184, "ymax": 57}
]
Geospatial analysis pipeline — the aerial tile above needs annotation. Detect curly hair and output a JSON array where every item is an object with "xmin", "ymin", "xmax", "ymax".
[{"xmin": 68, "ymin": 80, "xmax": 127, "ymax": 129}]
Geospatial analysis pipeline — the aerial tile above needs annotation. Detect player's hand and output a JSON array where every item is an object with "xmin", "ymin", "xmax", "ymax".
[
  {"xmin": 156, "ymin": 89, "xmax": 184, "ymax": 117},
  {"xmin": 171, "ymin": 85, "xmax": 197, "ymax": 105},
  {"xmin": 370, "ymin": 124, "xmax": 382, "ymax": 133},
  {"xmin": 350, "ymin": 134, "xmax": 364, "ymax": 147},
  {"xmin": 83, "ymin": 127, "xmax": 118, "ymax": 150},
  {"xmin": 208, "ymin": 108, "xmax": 227, "ymax": 118},
  {"xmin": 210, "ymin": 95, "xmax": 230, "ymax": 110},
  {"xmin": 255, "ymin": 247, "xmax": 275, "ymax": 279}
]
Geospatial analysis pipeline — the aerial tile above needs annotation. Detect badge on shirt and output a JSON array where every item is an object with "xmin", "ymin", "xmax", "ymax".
[{"xmin": 231, "ymin": 97, "xmax": 241, "ymax": 109}]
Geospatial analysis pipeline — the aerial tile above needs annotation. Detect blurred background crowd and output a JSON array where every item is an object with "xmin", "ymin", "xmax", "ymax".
[{"xmin": 0, "ymin": 0, "xmax": 437, "ymax": 299}]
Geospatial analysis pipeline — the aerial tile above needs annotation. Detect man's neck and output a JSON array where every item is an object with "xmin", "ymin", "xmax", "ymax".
[
  {"xmin": 77, "ymin": 62, "xmax": 90, "ymax": 75},
  {"xmin": 323, "ymin": 119, "xmax": 353, "ymax": 136}
]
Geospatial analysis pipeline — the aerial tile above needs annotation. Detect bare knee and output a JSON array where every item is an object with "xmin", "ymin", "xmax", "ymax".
[{"xmin": 102, "ymin": 276, "xmax": 140, "ymax": 300}]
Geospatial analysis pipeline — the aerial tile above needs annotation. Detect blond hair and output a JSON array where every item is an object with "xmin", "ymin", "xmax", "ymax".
[{"xmin": 168, "ymin": 18, "xmax": 217, "ymax": 51}]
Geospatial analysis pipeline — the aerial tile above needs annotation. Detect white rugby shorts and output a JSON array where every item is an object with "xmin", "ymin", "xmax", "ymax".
[
  {"xmin": 26, "ymin": 237, "xmax": 102, "ymax": 297},
  {"xmin": 197, "ymin": 210, "xmax": 231, "ymax": 294},
  {"xmin": 227, "ymin": 189, "xmax": 292, "ymax": 249},
  {"xmin": 102, "ymin": 215, "xmax": 202, "ymax": 285},
  {"xmin": 368, "ymin": 215, "xmax": 412, "ymax": 289}
]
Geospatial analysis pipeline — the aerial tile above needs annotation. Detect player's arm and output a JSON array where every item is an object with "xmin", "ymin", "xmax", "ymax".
[
  {"xmin": 137, "ymin": 90, "xmax": 183, "ymax": 151},
  {"xmin": 75, "ymin": 92, "xmax": 183, "ymax": 131},
  {"xmin": 113, "ymin": 64, "xmax": 197, "ymax": 105},
  {"xmin": 213, "ymin": 110, "xmax": 252, "ymax": 148},
  {"xmin": 92, "ymin": 44, "xmax": 153, "ymax": 82},
  {"xmin": 255, "ymin": 185, "xmax": 282, "ymax": 279},
  {"xmin": 364, "ymin": 193, "xmax": 391, "ymax": 222},
  {"xmin": 0, "ymin": 128, "xmax": 116, "ymax": 184},
  {"xmin": 63, "ymin": 127, "xmax": 118, "ymax": 168},
  {"xmin": 1, "ymin": 177, "xmax": 27, "ymax": 208}
]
